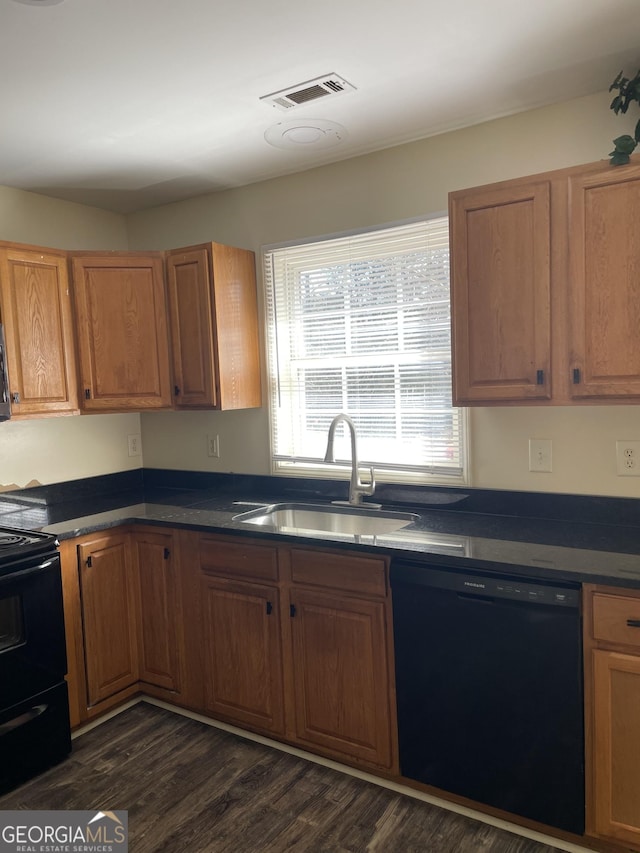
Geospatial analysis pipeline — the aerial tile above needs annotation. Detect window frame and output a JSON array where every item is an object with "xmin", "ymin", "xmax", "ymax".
[{"xmin": 262, "ymin": 216, "xmax": 469, "ymax": 487}]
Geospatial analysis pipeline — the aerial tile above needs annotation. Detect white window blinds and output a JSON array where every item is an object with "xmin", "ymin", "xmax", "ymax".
[{"xmin": 263, "ymin": 217, "xmax": 467, "ymax": 483}]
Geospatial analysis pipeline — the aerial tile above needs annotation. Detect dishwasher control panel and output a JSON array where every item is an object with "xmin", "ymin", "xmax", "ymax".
[{"xmin": 391, "ymin": 562, "xmax": 581, "ymax": 608}]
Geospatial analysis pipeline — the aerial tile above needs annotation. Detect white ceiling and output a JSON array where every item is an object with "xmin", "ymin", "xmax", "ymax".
[{"xmin": 2, "ymin": 0, "xmax": 640, "ymax": 213}]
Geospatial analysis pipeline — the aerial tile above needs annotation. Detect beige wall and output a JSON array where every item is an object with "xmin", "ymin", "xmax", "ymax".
[
  {"xmin": 0, "ymin": 185, "xmax": 127, "ymax": 250},
  {"xmin": 128, "ymin": 89, "xmax": 640, "ymax": 499},
  {"xmin": 0, "ymin": 188, "xmax": 141, "ymax": 488}
]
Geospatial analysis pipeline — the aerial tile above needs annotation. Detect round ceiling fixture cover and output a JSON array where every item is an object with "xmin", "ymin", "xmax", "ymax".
[{"xmin": 265, "ymin": 118, "xmax": 347, "ymax": 150}]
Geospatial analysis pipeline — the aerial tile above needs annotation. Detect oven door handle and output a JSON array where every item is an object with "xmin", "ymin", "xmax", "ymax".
[
  {"xmin": 0, "ymin": 703, "xmax": 47, "ymax": 736},
  {"xmin": 0, "ymin": 557, "xmax": 57, "ymax": 586}
]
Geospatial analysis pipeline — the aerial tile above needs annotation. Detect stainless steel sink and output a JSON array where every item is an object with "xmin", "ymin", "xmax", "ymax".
[{"xmin": 232, "ymin": 503, "xmax": 419, "ymax": 536}]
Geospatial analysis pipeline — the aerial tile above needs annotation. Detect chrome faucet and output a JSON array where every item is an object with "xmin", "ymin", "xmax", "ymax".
[{"xmin": 324, "ymin": 413, "xmax": 377, "ymax": 506}]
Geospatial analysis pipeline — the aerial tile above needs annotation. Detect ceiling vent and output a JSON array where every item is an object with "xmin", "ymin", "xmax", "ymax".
[{"xmin": 260, "ymin": 74, "xmax": 356, "ymax": 111}]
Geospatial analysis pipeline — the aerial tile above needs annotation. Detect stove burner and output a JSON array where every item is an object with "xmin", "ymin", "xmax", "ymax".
[{"xmin": 0, "ymin": 534, "xmax": 29, "ymax": 548}]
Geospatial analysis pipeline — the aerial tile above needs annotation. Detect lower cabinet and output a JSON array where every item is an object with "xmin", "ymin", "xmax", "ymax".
[
  {"xmin": 78, "ymin": 532, "xmax": 139, "ymax": 707},
  {"xmin": 585, "ymin": 585, "xmax": 640, "ymax": 850},
  {"xmin": 132, "ymin": 528, "xmax": 182, "ymax": 694},
  {"xmin": 200, "ymin": 575, "xmax": 285, "ymax": 734},
  {"xmin": 288, "ymin": 587, "xmax": 393, "ymax": 768},
  {"xmin": 60, "ymin": 526, "xmax": 184, "ymax": 724},
  {"xmin": 61, "ymin": 526, "xmax": 396, "ymax": 771},
  {"xmin": 195, "ymin": 534, "xmax": 396, "ymax": 770}
]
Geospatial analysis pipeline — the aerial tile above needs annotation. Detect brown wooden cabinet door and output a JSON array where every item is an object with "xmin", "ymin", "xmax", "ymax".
[
  {"xmin": 132, "ymin": 530, "xmax": 181, "ymax": 693},
  {"xmin": 166, "ymin": 246, "xmax": 216, "ymax": 408},
  {"xmin": 78, "ymin": 533, "xmax": 139, "ymax": 706},
  {"xmin": 58, "ymin": 538, "xmax": 88, "ymax": 729},
  {"xmin": 210, "ymin": 242, "xmax": 261, "ymax": 410},
  {"xmin": 568, "ymin": 164, "xmax": 640, "ymax": 399},
  {"xmin": 166, "ymin": 242, "xmax": 261, "ymax": 411},
  {"xmin": 0, "ymin": 246, "xmax": 78, "ymax": 416},
  {"xmin": 201, "ymin": 575, "xmax": 284, "ymax": 734},
  {"xmin": 449, "ymin": 179, "xmax": 552, "ymax": 403},
  {"xmin": 71, "ymin": 253, "xmax": 172, "ymax": 410},
  {"xmin": 289, "ymin": 587, "xmax": 393, "ymax": 768},
  {"xmin": 592, "ymin": 649, "xmax": 640, "ymax": 846}
]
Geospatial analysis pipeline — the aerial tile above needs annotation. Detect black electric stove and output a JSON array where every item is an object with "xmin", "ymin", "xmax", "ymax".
[{"xmin": 0, "ymin": 525, "xmax": 71, "ymax": 793}]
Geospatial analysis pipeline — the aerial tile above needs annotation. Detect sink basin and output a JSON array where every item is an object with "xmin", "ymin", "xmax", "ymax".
[{"xmin": 233, "ymin": 503, "xmax": 419, "ymax": 536}]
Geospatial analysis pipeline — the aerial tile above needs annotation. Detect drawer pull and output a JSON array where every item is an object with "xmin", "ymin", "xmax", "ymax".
[{"xmin": 627, "ymin": 619, "xmax": 640, "ymax": 628}]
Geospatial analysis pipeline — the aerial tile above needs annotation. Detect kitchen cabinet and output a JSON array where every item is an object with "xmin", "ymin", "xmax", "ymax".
[
  {"xmin": 449, "ymin": 178, "xmax": 552, "ymax": 403},
  {"xmin": 194, "ymin": 534, "xmax": 396, "ymax": 769},
  {"xmin": 70, "ymin": 252, "xmax": 172, "ymax": 411},
  {"xmin": 197, "ymin": 535, "xmax": 285, "ymax": 734},
  {"xmin": 567, "ymin": 162, "xmax": 640, "ymax": 399},
  {"xmin": 78, "ymin": 532, "xmax": 139, "ymax": 708},
  {"xmin": 584, "ymin": 585, "xmax": 640, "ymax": 850},
  {"xmin": 165, "ymin": 242, "xmax": 261, "ymax": 410},
  {"xmin": 450, "ymin": 157, "xmax": 640, "ymax": 405},
  {"xmin": 58, "ymin": 538, "xmax": 88, "ymax": 729},
  {"xmin": 131, "ymin": 528, "xmax": 183, "ymax": 695},
  {"xmin": 0, "ymin": 243, "xmax": 78, "ymax": 416},
  {"xmin": 285, "ymin": 547, "xmax": 395, "ymax": 769}
]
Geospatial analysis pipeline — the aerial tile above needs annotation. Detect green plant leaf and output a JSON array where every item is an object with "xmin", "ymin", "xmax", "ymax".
[
  {"xmin": 610, "ymin": 70, "xmax": 624, "ymax": 91},
  {"xmin": 610, "ymin": 151, "xmax": 631, "ymax": 165},
  {"xmin": 607, "ymin": 69, "xmax": 640, "ymax": 162},
  {"xmin": 613, "ymin": 134, "xmax": 637, "ymax": 154}
]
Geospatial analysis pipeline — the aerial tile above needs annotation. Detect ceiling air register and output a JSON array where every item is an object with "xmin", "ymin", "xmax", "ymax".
[{"xmin": 260, "ymin": 74, "xmax": 356, "ymax": 111}]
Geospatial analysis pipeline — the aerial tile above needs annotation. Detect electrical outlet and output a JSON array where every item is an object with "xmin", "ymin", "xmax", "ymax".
[
  {"xmin": 207, "ymin": 434, "xmax": 220, "ymax": 458},
  {"xmin": 528, "ymin": 438, "xmax": 552, "ymax": 473},
  {"xmin": 616, "ymin": 441, "xmax": 640, "ymax": 476},
  {"xmin": 127, "ymin": 434, "xmax": 141, "ymax": 457}
]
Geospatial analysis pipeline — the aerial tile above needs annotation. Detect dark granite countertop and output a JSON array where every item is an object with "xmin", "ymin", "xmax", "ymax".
[{"xmin": 1, "ymin": 469, "xmax": 639, "ymax": 589}]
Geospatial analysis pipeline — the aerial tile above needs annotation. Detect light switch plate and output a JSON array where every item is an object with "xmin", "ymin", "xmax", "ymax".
[{"xmin": 529, "ymin": 438, "xmax": 552, "ymax": 473}]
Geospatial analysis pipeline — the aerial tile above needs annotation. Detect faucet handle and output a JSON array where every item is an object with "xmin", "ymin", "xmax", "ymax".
[{"xmin": 359, "ymin": 466, "xmax": 376, "ymax": 496}]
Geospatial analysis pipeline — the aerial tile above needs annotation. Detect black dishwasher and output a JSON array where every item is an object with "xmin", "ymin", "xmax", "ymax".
[{"xmin": 391, "ymin": 561, "xmax": 584, "ymax": 835}]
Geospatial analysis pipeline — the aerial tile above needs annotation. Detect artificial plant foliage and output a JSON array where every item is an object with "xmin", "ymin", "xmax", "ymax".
[{"xmin": 609, "ymin": 69, "xmax": 640, "ymax": 165}]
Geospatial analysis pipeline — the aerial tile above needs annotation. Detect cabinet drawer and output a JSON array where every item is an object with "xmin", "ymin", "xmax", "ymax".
[
  {"xmin": 592, "ymin": 593, "xmax": 640, "ymax": 649},
  {"xmin": 199, "ymin": 536, "xmax": 278, "ymax": 582},
  {"xmin": 290, "ymin": 548, "xmax": 387, "ymax": 597}
]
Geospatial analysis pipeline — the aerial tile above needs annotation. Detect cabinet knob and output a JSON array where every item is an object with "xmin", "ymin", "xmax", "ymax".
[
  {"xmin": 163, "ymin": 547, "xmax": 171, "ymax": 560},
  {"xmin": 626, "ymin": 619, "xmax": 640, "ymax": 628},
  {"xmin": 536, "ymin": 369, "xmax": 544, "ymax": 385},
  {"xmin": 266, "ymin": 601, "xmax": 273, "ymax": 615},
  {"xmin": 290, "ymin": 604, "xmax": 296, "ymax": 618},
  {"xmin": 84, "ymin": 388, "xmax": 91, "ymax": 399},
  {"xmin": 174, "ymin": 385, "xmax": 181, "ymax": 396},
  {"xmin": 572, "ymin": 368, "xmax": 581, "ymax": 384},
  {"xmin": 11, "ymin": 392, "xmax": 20, "ymax": 404}
]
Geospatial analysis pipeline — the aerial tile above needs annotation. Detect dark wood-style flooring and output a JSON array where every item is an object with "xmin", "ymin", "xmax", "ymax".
[{"xmin": 0, "ymin": 703, "xmax": 569, "ymax": 852}]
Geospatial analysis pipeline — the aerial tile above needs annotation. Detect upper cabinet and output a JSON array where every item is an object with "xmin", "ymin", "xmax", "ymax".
[
  {"xmin": 0, "ymin": 239, "xmax": 261, "ymax": 419},
  {"xmin": 166, "ymin": 242, "xmax": 261, "ymax": 410},
  {"xmin": 449, "ymin": 157, "xmax": 640, "ymax": 406},
  {"xmin": 567, "ymin": 162, "xmax": 640, "ymax": 399},
  {"xmin": 0, "ymin": 244, "xmax": 79, "ymax": 416},
  {"xmin": 450, "ymin": 178, "xmax": 552, "ymax": 403},
  {"xmin": 70, "ymin": 252, "xmax": 173, "ymax": 411}
]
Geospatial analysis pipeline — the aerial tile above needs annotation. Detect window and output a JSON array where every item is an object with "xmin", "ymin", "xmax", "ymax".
[{"xmin": 263, "ymin": 217, "xmax": 467, "ymax": 484}]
